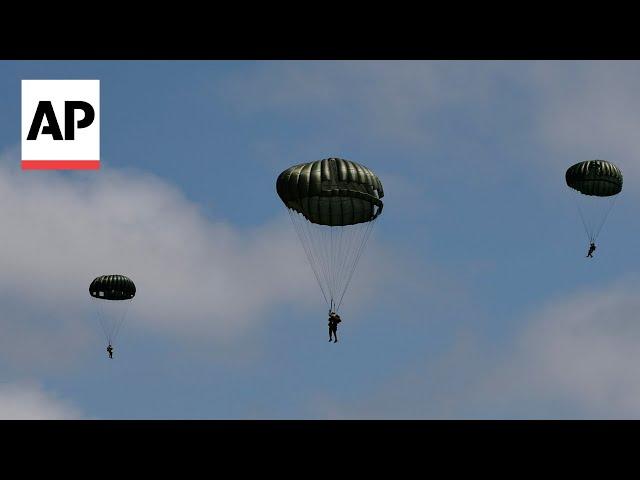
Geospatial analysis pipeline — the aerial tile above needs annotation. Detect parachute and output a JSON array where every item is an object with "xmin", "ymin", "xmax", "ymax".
[
  {"xmin": 89, "ymin": 275, "xmax": 136, "ymax": 346},
  {"xmin": 565, "ymin": 159, "xmax": 623, "ymax": 243},
  {"xmin": 277, "ymin": 157, "xmax": 384, "ymax": 312}
]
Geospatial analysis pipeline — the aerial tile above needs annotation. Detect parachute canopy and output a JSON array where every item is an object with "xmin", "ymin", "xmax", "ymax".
[
  {"xmin": 565, "ymin": 160, "xmax": 623, "ymax": 244},
  {"xmin": 565, "ymin": 160, "xmax": 623, "ymax": 197},
  {"xmin": 277, "ymin": 158, "xmax": 384, "ymax": 312},
  {"xmin": 277, "ymin": 157, "xmax": 384, "ymax": 227},
  {"xmin": 89, "ymin": 275, "xmax": 136, "ymax": 301}
]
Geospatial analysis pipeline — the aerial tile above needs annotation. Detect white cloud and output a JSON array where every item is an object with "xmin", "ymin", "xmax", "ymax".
[
  {"xmin": 509, "ymin": 277, "xmax": 640, "ymax": 417},
  {"xmin": 324, "ymin": 276, "xmax": 640, "ymax": 419},
  {"xmin": 0, "ymin": 152, "xmax": 308, "ymax": 341},
  {"xmin": 0, "ymin": 381, "xmax": 82, "ymax": 419},
  {"xmin": 520, "ymin": 61, "xmax": 640, "ymax": 193},
  {"xmin": 0, "ymin": 149, "xmax": 311, "ymax": 338},
  {"xmin": 215, "ymin": 61, "xmax": 499, "ymax": 149},
  {"xmin": 0, "ymin": 148, "xmax": 396, "ymax": 371},
  {"xmin": 218, "ymin": 61, "xmax": 640, "ymax": 199}
]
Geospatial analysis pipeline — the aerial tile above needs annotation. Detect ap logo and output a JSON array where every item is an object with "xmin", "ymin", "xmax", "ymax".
[{"xmin": 22, "ymin": 80, "xmax": 100, "ymax": 170}]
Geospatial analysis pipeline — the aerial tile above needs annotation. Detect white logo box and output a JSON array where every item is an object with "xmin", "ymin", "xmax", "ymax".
[{"xmin": 22, "ymin": 79, "xmax": 100, "ymax": 170}]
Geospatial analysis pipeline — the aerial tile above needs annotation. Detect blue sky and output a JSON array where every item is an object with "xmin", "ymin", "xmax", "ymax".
[{"xmin": 0, "ymin": 61, "xmax": 639, "ymax": 418}]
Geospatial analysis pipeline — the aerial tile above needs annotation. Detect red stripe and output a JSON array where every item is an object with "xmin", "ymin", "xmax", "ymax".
[{"xmin": 22, "ymin": 160, "xmax": 100, "ymax": 170}]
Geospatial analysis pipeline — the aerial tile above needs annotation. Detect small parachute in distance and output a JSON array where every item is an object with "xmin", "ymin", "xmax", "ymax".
[
  {"xmin": 277, "ymin": 157, "xmax": 384, "ymax": 313},
  {"xmin": 89, "ymin": 274, "xmax": 136, "ymax": 347},
  {"xmin": 565, "ymin": 159, "xmax": 622, "ymax": 245}
]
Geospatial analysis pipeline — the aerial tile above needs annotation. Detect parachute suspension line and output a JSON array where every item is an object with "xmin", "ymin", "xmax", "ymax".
[
  {"xmin": 290, "ymin": 209, "xmax": 329, "ymax": 305},
  {"xmin": 288, "ymin": 210, "xmax": 377, "ymax": 312},
  {"xmin": 308, "ymin": 218, "xmax": 335, "ymax": 303},
  {"xmin": 288, "ymin": 209, "xmax": 329, "ymax": 306},
  {"xmin": 335, "ymin": 225, "xmax": 351, "ymax": 302},
  {"xmin": 330, "ymin": 221, "xmax": 372, "ymax": 312},
  {"xmin": 336, "ymin": 218, "xmax": 376, "ymax": 311},
  {"xmin": 330, "ymin": 226, "xmax": 336, "ymax": 303},
  {"xmin": 335, "ymin": 227, "xmax": 344, "ymax": 284},
  {"xmin": 333, "ymin": 226, "xmax": 346, "ymax": 307},
  {"xmin": 319, "ymin": 222, "xmax": 337, "ymax": 303},
  {"xmin": 332, "ymin": 225, "xmax": 350, "ymax": 307},
  {"xmin": 111, "ymin": 298, "xmax": 133, "ymax": 343},
  {"xmin": 94, "ymin": 299, "xmax": 111, "ymax": 344},
  {"xmin": 93, "ymin": 298, "xmax": 133, "ymax": 346},
  {"xmin": 342, "ymin": 222, "xmax": 367, "ymax": 294},
  {"xmin": 336, "ymin": 220, "xmax": 375, "ymax": 311},
  {"xmin": 577, "ymin": 203, "xmax": 593, "ymax": 243},
  {"xmin": 335, "ymin": 222, "xmax": 366, "ymax": 309},
  {"xmin": 575, "ymin": 193, "xmax": 618, "ymax": 244},
  {"xmin": 593, "ymin": 195, "xmax": 618, "ymax": 242},
  {"xmin": 336, "ymin": 225, "xmax": 355, "ymax": 307}
]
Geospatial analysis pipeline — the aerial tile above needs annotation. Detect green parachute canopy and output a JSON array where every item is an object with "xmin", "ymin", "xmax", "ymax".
[
  {"xmin": 277, "ymin": 157, "xmax": 384, "ymax": 227},
  {"xmin": 89, "ymin": 275, "xmax": 136, "ymax": 346},
  {"xmin": 565, "ymin": 160, "xmax": 623, "ymax": 244},
  {"xmin": 565, "ymin": 159, "xmax": 623, "ymax": 197},
  {"xmin": 277, "ymin": 158, "xmax": 384, "ymax": 312},
  {"xmin": 89, "ymin": 275, "xmax": 136, "ymax": 301}
]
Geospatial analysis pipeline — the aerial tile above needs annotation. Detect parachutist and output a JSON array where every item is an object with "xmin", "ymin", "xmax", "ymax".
[
  {"xmin": 328, "ymin": 312, "xmax": 341, "ymax": 343},
  {"xmin": 566, "ymin": 160, "xmax": 622, "ymax": 253},
  {"xmin": 90, "ymin": 275, "xmax": 135, "ymax": 355},
  {"xmin": 277, "ymin": 159, "xmax": 383, "ymax": 323}
]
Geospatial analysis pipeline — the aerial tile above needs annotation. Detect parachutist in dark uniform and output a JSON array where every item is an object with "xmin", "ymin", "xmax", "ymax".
[
  {"xmin": 586, "ymin": 242, "xmax": 596, "ymax": 258},
  {"xmin": 107, "ymin": 344, "xmax": 113, "ymax": 359},
  {"xmin": 328, "ymin": 312, "xmax": 341, "ymax": 343}
]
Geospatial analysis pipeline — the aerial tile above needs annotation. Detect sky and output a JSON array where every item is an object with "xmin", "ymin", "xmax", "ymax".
[{"xmin": 0, "ymin": 60, "xmax": 639, "ymax": 419}]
